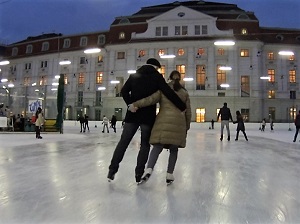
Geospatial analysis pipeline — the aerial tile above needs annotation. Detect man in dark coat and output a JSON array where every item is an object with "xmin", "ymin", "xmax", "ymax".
[
  {"xmin": 107, "ymin": 58, "xmax": 186, "ymax": 183},
  {"xmin": 217, "ymin": 102, "xmax": 233, "ymax": 141},
  {"xmin": 293, "ymin": 110, "xmax": 300, "ymax": 142},
  {"xmin": 77, "ymin": 114, "xmax": 85, "ymax": 133}
]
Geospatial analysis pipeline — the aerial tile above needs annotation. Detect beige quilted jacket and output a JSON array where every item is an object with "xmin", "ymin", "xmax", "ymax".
[{"xmin": 133, "ymin": 81, "xmax": 191, "ymax": 148}]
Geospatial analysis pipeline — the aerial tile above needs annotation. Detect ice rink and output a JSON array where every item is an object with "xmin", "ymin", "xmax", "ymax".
[{"xmin": 0, "ymin": 122, "xmax": 299, "ymax": 224}]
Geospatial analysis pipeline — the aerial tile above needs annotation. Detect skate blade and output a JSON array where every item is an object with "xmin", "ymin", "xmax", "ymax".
[{"xmin": 166, "ymin": 181, "xmax": 173, "ymax": 186}]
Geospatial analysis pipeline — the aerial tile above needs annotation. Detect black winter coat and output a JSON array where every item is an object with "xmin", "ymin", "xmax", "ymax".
[
  {"xmin": 235, "ymin": 115, "xmax": 245, "ymax": 131},
  {"xmin": 217, "ymin": 106, "xmax": 233, "ymax": 121},
  {"xmin": 121, "ymin": 65, "xmax": 186, "ymax": 126}
]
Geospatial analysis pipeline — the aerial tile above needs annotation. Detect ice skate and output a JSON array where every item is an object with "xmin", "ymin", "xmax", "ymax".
[
  {"xmin": 166, "ymin": 173, "xmax": 174, "ymax": 185},
  {"xmin": 139, "ymin": 168, "xmax": 152, "ymax": 184},
  {"xmin": 107, "ymin": 170, "xmax": 116, "ymax": 182}
]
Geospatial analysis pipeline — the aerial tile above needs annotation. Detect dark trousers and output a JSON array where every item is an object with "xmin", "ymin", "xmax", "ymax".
[
  {"xmin": 111, "ymin": 123, "xmax": 116, "ymax": 132},
  {"xmin": 236, "ymin": 130, "xmax": 248, "ymax": 140},
  {"xmin": 109, "ymin": 122, "xmax": 152, "ymax": 176},
  {"xmin": 35, "ymin": 126, "xmax": 41, "ymax": 138},
  {"xmin": 84, "ymin": 122, "xmax": 89, "ymax": 131},
  {"xmin": 294, "ymin": 126, "xmax": 300, "ymax": 141},
  {"xmin": 80, "ymin": 123, "xmax": 84, "ymax": 132}
]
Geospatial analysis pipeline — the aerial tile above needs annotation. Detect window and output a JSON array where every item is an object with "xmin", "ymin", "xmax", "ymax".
[
  {"xmin": 182, "ymin": 26, "xmax": 188, "ymax": 35},
  {"xmin": 268, "ymin": 69, "xmax": 275, "ymax": 82},
  {"xmin": 138, "ymin": 50, "xmax": 146, "ymax": 58},
  {"xmin": 241, "ymin": 76, "xmax": 250, "ymax": 97},
  {"xmin": 241, "ymin": 109, "xmax": 249, "ymax": 122},
  {"xmin": 78, "ymin": 73, "xmax": 85, "ymax": 85},
  {"xmin": 289, "ymin": 70, "xmax": 296, "ymax": 83},
  {"xmin": 98, "ymin": 35, "xmax": 105, "ymax": 44},
  {"xmin": 80, "ymin": 37, "xmax": 87, "ymax": 46},
  {"xmin": 41, "ymin": 61, "xmax": 48, "ymax": 68},
  {"xmin": 80, "ymin": 57, "xmax": 87, "ymax": 64},
  {"xmin": 155, "ymin": 27, "xmax": 161, "ymax": 36},
  {"xmin": 195, "ymin": 25, "xmax": 200, "ymax": 35},
  {"xmin": 119, "ymin": 32, "xmax": 125, "ymax": 39},
  {"xmin": 196, "ymin": 108, "xmax": 205, "ymax": 122},
  {"xmin": 289, "ymin": 55, "xmax": 295, "ymax": 61},
  {"xmin": 24, "ymin": 77, "xmax": 31, "ymax": 86},
  {"xmin": 240, "ymin": 49, "xmax": 249, "ymax": 57},
  {"xmin": 63, "ymin": 39, "xmax": 71, "ymax": 48},
  {"xmin": 268, "ymin": 107, "xmax": 276, "ymax": 120},
  {"xmin": 39, "ymin": 76, "xmax": 47, "ymax": 86},
  {"xmin": 162, "ymin": 27, "xmax": 168, "ymax": 36},
  {"xmin": 178, "ymin": 48, "xmax": 185, "ymax": 56},
  {"xmin": 268, "ymin": 52, "xmax": 274, "ymax": 60},
  {"xmin": 97, "ymin": 55, "xmax": 103, "ymax": 63},
  {"xmin": 64, "ymin": 74, "xmax": 68, "ymax": 85},
  {"xmin": 158, "ymin": 49, "xmax": 165, "ymax": 56},
  {"xmin": 289, "ymin": 106, "xmax": 297, "ymax": 120},
  {"xmin": 12, "ymin": 47, "xmax": 18, "ymax": 56},
  {"xmin": 26, "ymin": 45, "xmax": 33, "ymax": 54},
  {"xmin": 241, "ymin": 28, "xmax": 248, "ymax": 35},
  {"xmin": 290, "ymin": 91, "xmax": 296, "ymax": 99},
  {"xmin": 196, "ymin": 65, "xmax": 206, "ymax": 90},
  {"xmin": 41, "ymin": 42, "xmax": 49, "ymax": 51},
  {"xmin": 77, "ymin": 91, "xmax": 83, "ymax": 107},
  {"xmin": 96, "ymin": 72, "xmax": 103, "ymax": 84},
  {"xmin": 158, "ymin": 65, "xmax": 166, "ymax": 78},
  {"xmin": 175, "ymin": 26, "xmax": 188, "ymax": 35},
  {"xmin": 176, "ymin": 65, "xmax": 186, "ymax": 86},
  {"xmin": 217, "ymin": 48, "xmax": 225, "ymax": 56},
  {"xmin": 117, "ymin": 52, "xmax": 125, "ymax": 59},
  {"xmin": 25, "ymin": 63, "xmax": 31, "ymax": 70},
  {"xmin": 268, "ymin": 90, "xmax": 275, "ymax": 99},
  {"xmin": 175, "ymin": 26, "xmax": 180, "ymax": 35},
  {"xmin": 95, "ymin": 91, "xmax": 102, "ymax": 106},
  {"xmin": 197, "ymin": 48, "xmax": 205, "ymax": 55},
  {"xmin": 202, "ymin": 25, "xmax": 207, "ymax": 35},
  {"xmin": 217, "ymin": 65, "xmax": 226, "ymax": 90}
]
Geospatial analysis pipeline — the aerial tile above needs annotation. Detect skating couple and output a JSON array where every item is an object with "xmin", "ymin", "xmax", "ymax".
[
  {"xmin": 217, "ymin": 102, "xmax": 248, "ymax": 141},
  {"xmin": 107, "ymin": 58, "xmax": 191, "ymax": 185}
]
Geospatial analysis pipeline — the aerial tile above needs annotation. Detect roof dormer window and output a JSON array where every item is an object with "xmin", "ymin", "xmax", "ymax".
[{"xmin": 41, "ymin": 42, "xmax": 49, "ymax": 51}]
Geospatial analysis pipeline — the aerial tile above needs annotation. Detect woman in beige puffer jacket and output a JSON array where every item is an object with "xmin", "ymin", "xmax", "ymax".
[{"xmin": 132, "ymin": 70, "xmax": 191, "ymax": 184}]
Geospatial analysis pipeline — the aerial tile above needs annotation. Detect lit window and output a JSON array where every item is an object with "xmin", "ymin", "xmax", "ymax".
[
  {"xmin": 39, "ymin": 76, "xmax": 47, "ymax": 86},
  {"xmin": 119, "ymin": 32, "xmax": 125, "ymax": 39},
  {"xmin": 178, "ymin": 48, "xmax": 185, "ymax": 56},
  {"xmin": 139, "ymin": 50, "xmax": 146, "ymax": 57},
  {"xmin": 196, "ymin": 108, "xmax": 205, "ymax": 122},
  {"xmin": 97, "ymin": 55, "xmax": 103, "ymax": 63},
  {"xmin": 268, "ymin": 52, "xmax": 274, "ymax": 60},
  {"xmin": 217, "ymin": 65, "xmax": 226, "ymax": 90},
  {"xmin": 196, "ymin": 65, "xmax": 206, "ymax": 90},
  {"xmin": 64, "ymin": 74, "xmax": 68, "ymax": 85},
  {"xmin": 158, "ymin": 49, "xmax": 165, "ymax": 56},
  {"xmin": 289, "ymin": 55, "xmax": 295, "ymax": 61},
  {"xmin": 96, "ymin": 72, "xmax": 103, "ymax": 84},
  {"xmin": 78, "ymin": 73, "xmax": 85, "ymax": 85},
  {"xmin": 289, "ymin": 70, "xmax": 296, "ymax": 83},
  {"xmin": 240, "ymin": 49, "xmax": 249, "ymax": 57},
  {"xmin": 217, "ymin": 48, "xmax": 225, "ymax": 56},
  {"xmin": 197, "ymin": 48, "xmax": 205, "ymax": 55},
  {"xmin": 241, "ymin": 28, "xmax": 248, "ymax": 35},
  {"xmin": 268, "ymin": 90, "xmax": 275, "ymax": 99},
  {"xmin": 268, "ymin": 69, "xmax": 275, "ymax": 82},
  {"xmin": 158, "ymin": 65, "xmax": 166, "ymax": 78}
]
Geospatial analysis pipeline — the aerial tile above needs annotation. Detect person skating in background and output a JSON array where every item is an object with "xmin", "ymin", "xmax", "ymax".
[
  {"xmin": 130, "ymin": 70, "xmax": 191, "ymax": 185},
  {"xmin": 217, "ymin": 102, "xmax": 233, "ymax": 141},
  {"xmin": 35, "ymin": 107, "xmax": 45, "ymax": 139},
  {"xmin": 270, "ymin": 118, "xmax": 274, "ymax": 132},
  {"xmin": 102, "ymin": 115, "xmax": 109, "ymax": 133},
  {"xmin": 110, "ymin": 115, "xmax": 117, "ymax": 133},
  {"xmin": 211, "ymin": 119, "xmax": 214, "ymax": 129},
  {"xmin": 84, "ymin": 114, "xmax": 90, "ymax": 132},
  {"xmin": 107, "ymin": 58, "xmax": 186, "ymax": 183},
  {"xmin": 261, "ymin": 118, "xmax": 266, "ymax": 132},
  {"xmin": 77, "ymin": 114, "xmax": 85, "ymax": 133},
  {"xmin": 233, "ymin": 110, "xmax": 248, "ymax": 141},
  {"xmin": 293, "ymin": 110, "xmax": 300, "ymax": 142}
]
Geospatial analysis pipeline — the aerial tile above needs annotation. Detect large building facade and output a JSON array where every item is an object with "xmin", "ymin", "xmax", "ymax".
[{"xmin": 0, "ymin": 1, "xmax": 300, "ymax": 122}]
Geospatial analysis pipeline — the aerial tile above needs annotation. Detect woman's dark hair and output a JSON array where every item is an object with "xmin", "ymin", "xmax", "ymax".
[
  {"xmin": 169, "ymin": 70, "xmax": 183, "ymax": 91},
  {"xmin": 236, "ymin": 110, "xmax": 241, "ymax": 116},
  {"xmin": 35, "ymin": 107, "xmax": 42, "ymax": 117}
]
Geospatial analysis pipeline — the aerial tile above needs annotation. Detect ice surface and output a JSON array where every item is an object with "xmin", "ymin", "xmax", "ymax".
[{"xmin": 0, "ymin": 123, "xmax": 299, "ymax": 224}]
